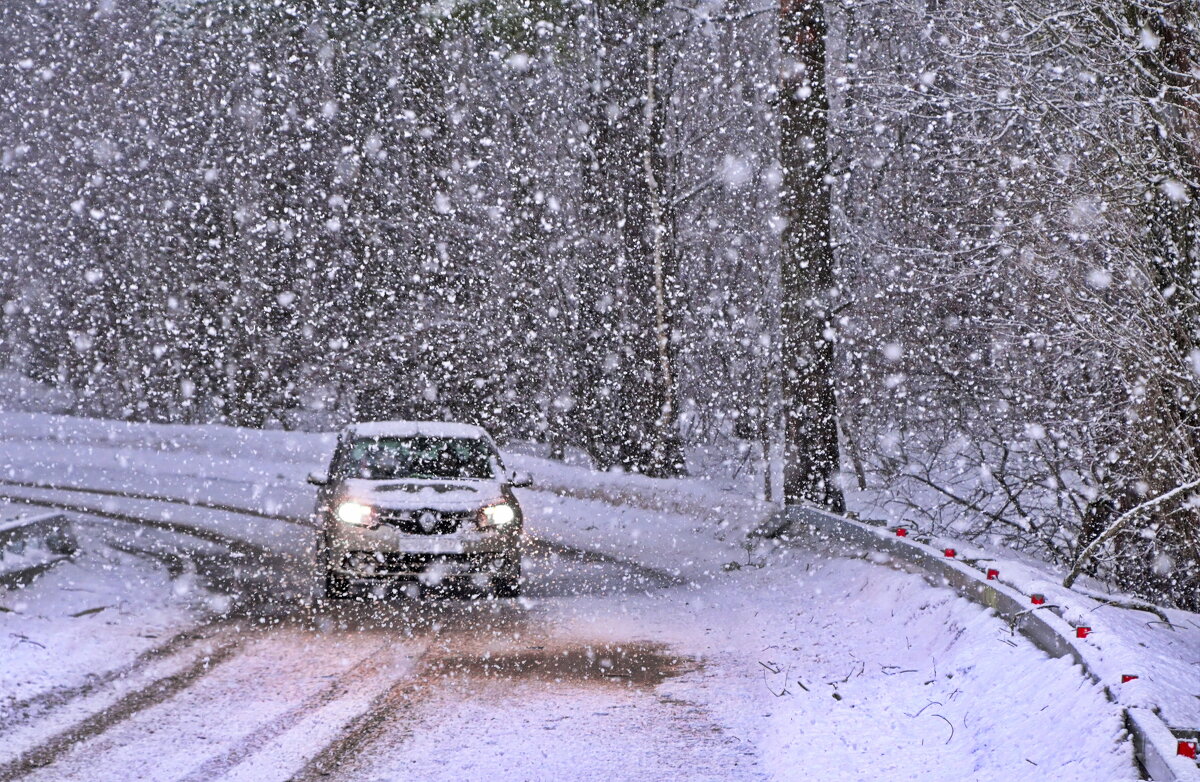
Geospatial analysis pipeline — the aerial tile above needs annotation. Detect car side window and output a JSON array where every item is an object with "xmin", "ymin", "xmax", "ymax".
[{"xmin": 328, "ymin": 435, "xmax": 351, "ymax": 479}]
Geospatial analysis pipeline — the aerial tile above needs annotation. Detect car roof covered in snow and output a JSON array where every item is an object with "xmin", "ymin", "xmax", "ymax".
[{"xmin": 345, "ymin": 420, "xmax": 495, "ymax": 442}]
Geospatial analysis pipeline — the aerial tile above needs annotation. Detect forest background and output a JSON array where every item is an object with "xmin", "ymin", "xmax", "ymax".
[{"xmin": 1, "ymin": 0, "xmax": 1198, "ymax": 607}]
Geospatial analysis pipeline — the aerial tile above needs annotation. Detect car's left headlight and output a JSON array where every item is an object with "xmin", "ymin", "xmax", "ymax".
[{"xmin": 479, "ymin": 502, "xmax": 517, "ymax": 529}]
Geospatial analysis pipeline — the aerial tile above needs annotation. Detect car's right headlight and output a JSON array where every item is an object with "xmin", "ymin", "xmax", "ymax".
[{"xmin": 336, "ymin": 501, "xmax": 377, "ymax": 528}]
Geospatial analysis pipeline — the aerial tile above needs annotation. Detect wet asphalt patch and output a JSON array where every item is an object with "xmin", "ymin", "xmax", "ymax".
[{"xmin": 427, "ymin": 641, "xmax": 697, "ymax": 687}]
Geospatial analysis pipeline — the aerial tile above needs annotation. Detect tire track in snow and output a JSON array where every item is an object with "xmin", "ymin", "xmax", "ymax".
[
  {"xmin": 0, "ymin": 636, "xmax": 244, "ymax": 781},
  {"xmin": 283, "ymin": 564, "xmax": 676, "ymax": 780},
  {"xmin": 174, "ymin": 635, "xmax": 413, "ymax": 782},
  {"xmin": 0, "ymin": 495, "xmax": 314, "ymax": 773},
  {"xmin": 21, "ymin": 601, "xmax": 526, "ymax": 782},
  {"xmin": 284, "ymin": 645, "xmax": 441, "ymax": 782},
  {"xmin": 289, "ymin": 633, "xmax": 751, "ymax": 782},
  {"xmin": 0, "ymin": 621, "xmax": 231, "ymax": 738},
  {"xmin": 4, "ymin": 602, "xmax": 449, "ymax": 782}
]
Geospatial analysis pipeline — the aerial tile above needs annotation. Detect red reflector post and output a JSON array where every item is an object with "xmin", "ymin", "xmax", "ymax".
[
  {"xmin": 1121, "ymin": 674, "xmax": 1138, "ymax": 683},
  {"xmin": 944, "ymin": 548, "xmax": 956, "ymax": 558},
  {"xmin": 896, "ymin": 528, "xmax": 908, "ymax": 537},
  {"xmin": 1178, "ymin": 740, "xmax": 1197, "ymax": 759},
  {"xmin": 1030, "ymin": 594, "xmax": 1045, "ymax": 605},
  {"xmin": 1075, "ymin": 627, "xmax": 1091, "ymax": 639},
  {"xmin": 986, "ymin": 568, "xmax": 999, "ymax": 580}
]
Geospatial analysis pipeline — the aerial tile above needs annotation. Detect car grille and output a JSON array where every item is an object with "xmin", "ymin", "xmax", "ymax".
[
  {"xmin": 375, "ymin": 508, "xmax": 476, "ymax": 535},
  {"xmin": 343, "ymin": 551, "xmax": 479, "ymax": 574}
]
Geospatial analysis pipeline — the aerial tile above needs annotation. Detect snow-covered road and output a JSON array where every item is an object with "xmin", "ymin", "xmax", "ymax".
[{"xmin": 0, "ymin": 416, "xmax": 1138, "ymax": 781}]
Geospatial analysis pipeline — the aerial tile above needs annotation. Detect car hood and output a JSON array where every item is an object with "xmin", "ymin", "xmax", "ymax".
[{"xmin": 338, "ymin": 477, "xmax": 504, "ymax": 512}]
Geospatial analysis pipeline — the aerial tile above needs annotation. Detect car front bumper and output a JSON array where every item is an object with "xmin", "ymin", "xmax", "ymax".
[
  {"xmin": 326, "ymin": 524, "xmax": 520, "ymax": 580},
  {"xmin": 332, "ymin": 550, "xmax": 512, "ymax": 580}
]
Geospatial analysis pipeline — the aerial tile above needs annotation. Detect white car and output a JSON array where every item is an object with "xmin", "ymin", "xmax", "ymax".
[{"xmin": 308, "ymin": 421, "xmax": 530, "ymax": 599}]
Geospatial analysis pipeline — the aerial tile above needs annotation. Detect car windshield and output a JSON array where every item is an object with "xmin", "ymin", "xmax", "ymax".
[{"xmin": 340, "ymin": 436, "xmax": 498, "ymax": 481}]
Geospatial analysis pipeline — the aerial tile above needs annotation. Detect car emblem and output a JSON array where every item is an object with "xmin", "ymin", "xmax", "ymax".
[{"xmin": 418, "ymin": 511, "xmax": 439, "ymax": 533}]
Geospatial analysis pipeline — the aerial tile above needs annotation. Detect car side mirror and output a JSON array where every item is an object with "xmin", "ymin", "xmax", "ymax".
[
  {"xmin": 306, "ymin": 471, "xmax": 329, "ymax": 487},
  {"xmin": 509, "ymin": 470, "xmax": 533, "ymax": 489}
]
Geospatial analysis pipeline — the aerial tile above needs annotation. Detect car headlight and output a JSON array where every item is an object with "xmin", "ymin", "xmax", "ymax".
[
  {"xmin": 479, "ymin": 502, "xmax": 517, "ymax": 529},
  {"xmin": 336, "ymin": 501, "xmax": 377, "ymax": 528}
]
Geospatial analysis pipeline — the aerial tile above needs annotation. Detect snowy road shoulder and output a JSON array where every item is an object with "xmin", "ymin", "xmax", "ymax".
[
  {"xmin": 0, "ymin": 522, "xmax": 214, "ymax": 729},
  {"xmin": 660, "ymin": 551, "xmax": 1136, "ymax": 782}
]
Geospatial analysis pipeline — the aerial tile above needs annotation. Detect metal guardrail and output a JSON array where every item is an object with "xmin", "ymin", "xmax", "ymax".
[
  {"xmin": 762, "ymin": 505, "xmax": 1200, "ymax": 782},
  {"xmin": 0, "ymin": 507, "xmax": 76, "ymax": 587}
]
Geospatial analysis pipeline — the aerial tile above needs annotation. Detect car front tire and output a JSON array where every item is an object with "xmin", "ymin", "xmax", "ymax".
[
  {"xmin": 492, "ymin": 558, "xmax": 522, "ymax": 598},
  {"xmin": 324, "ymin": 569, "xmax": 353, "ymax": 599}
]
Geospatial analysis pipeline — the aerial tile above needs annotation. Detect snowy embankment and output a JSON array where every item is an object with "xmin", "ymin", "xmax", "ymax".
[
  {"xmin": 0, "ymin": 520, "xmax": 214, "ymax": 716},
  {"xmin": 982, "ymin": 552, "xmax": 1200, "ymax": 732},
  {"xmin": 837, "ymin": 521, "xmax": 1200, "ymax": 737},
  {"xmin": 671, "ymin": 557, "xmax": 1133, "ymax": 781},
  {"xmin": 781, "ymin": 507, "xmax": 1200, "ymax": 779}
]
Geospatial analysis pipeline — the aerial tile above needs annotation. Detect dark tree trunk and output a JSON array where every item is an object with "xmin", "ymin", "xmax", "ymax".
[
  {"xmin": 643, "ymin": 39, "xmax": 687, "ymax": 477},
  {"xmin": 1115, "ymin": 1, "xmax": 1200, "ymax": 608},
  {"xmin": 778, "ymin": 0, "xmax": 843, "ymax": 510},
  {"xmin": 573, "ymin": 7, "xmax": 685, "ymax": 477}
]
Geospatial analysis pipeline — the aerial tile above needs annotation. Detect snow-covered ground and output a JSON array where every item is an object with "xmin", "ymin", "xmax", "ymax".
[
  {"xmin": 1, "ymin": 522, "xmax": 209, "ymax": 711},
  {"xmin": 0, "ymin": 413, "xmax": 1177, "ymax": 780}
]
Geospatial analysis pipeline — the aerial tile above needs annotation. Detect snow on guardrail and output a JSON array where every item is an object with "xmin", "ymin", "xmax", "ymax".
[
  {"xmin": 0, "ymin": 505, "xmax": 76, "ymax": 587},
  {"xmin": 760, "ymin": 505, "xmax": 1200, "ymax": 782}
]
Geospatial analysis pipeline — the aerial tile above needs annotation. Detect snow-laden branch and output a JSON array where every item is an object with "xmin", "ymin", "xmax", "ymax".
[{"xmin": 1063, "ymin": 476, "xmax": 1200, "ymax": 589}]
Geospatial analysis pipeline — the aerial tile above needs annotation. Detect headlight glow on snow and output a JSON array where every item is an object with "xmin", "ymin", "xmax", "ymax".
[
  {"xmin": 336, "ymin": 501, "xmax": 376, "ymax": 527},
  {"xmin": 481, "ymin": 502, "xmax": 516, "ymax": 528}
]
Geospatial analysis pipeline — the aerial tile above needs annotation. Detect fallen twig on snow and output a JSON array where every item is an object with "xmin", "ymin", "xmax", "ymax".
[
  {"xmin": 1145, "ymin": 620, "xmax": 1182, "ymax": 631},
  {"xmin": 69, "ymin": 606, "xmax": 109, "ymax": 618},
  {"xmin": 931, "ymin": 713, "xmax": 954, "ymax": 744},
  {"xmin": 1083, "ymin": 595, "xmax": 1171, "ymax": 626},
  {"xmin": 9, "ymin": 633, "xmax": 45, "ymax": 649},
  {"xmin": 880, "ymin": 664, "xmax": 918, "ymax": 676},
  {"xmin": 905, "ymin": 700, "xmax": 943, "ymax": 719}
]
